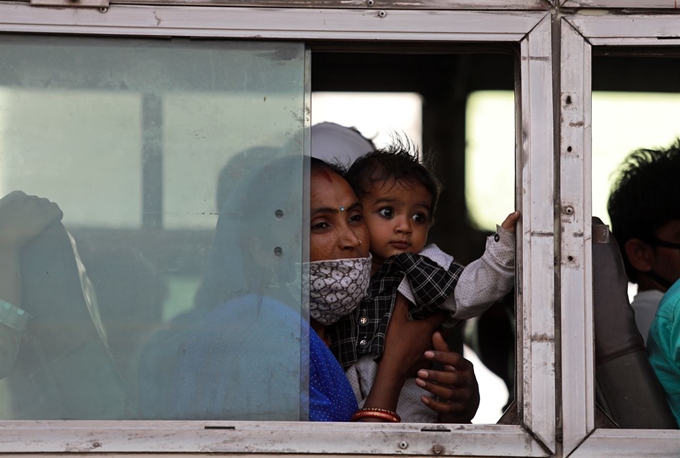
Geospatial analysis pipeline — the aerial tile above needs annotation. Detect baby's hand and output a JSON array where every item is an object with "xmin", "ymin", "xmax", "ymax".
[{"xmin": 500, "ymin": 210, "xmax": 521, "ymax": 232}]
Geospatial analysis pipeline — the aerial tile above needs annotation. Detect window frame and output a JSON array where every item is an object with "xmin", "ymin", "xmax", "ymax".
[
  {"xmin": 0, "ymin": 4, "xmax": 556, "ymax": 456},
  {"xmin": 560, "ymin": 12, "xmax": 680, "ymax": 457},
  {"xmin": 109, "ymin": 0, "xmax": 551, "ymax": 9},
  {"xmin": 562, "ymin": 0, "xmax": 678, "ymax": 8}
]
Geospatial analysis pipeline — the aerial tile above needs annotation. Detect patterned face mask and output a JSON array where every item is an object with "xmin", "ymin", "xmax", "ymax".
[{"xmin": 307, "ymin": 256, "xmax": 372, "ymax": 326}]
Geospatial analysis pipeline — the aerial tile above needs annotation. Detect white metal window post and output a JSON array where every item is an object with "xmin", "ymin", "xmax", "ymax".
[{"xmin": 0, "ymin": 3, "xmax": 557, "ymax": 456}]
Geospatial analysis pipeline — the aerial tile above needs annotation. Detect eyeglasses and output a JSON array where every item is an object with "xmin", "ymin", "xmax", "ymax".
[{"xmin": 645, "ymin": 236, "xmax": 680, "ymax": 250}]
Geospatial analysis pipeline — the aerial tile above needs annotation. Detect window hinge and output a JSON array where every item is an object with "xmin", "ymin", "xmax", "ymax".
[{"xmin": 30, "ymin": 0, "xmax": 109, "ymax": 9}]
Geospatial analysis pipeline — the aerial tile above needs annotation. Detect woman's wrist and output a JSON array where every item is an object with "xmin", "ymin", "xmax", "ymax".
[
  {"xmin": 362, "ymin": 357, "xmax": 408, "ymax": 414},
  {"xmin": 351, "ymin": 407, "xmax": 401, "ymax": 423},
  {"xmin": 376, "ymin": 354, "xmax": 409, "ymax": 383}
]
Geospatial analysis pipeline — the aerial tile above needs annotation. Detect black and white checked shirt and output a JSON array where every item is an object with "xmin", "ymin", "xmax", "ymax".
[{"xmin": 327, "ymin": 252, "xmax": 465, "ymax": 371}]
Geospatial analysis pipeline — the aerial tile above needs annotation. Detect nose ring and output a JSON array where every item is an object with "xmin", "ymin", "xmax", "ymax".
[{"xmin": 358, "ymin": 239, "xmax": 362, "ymax": 246}]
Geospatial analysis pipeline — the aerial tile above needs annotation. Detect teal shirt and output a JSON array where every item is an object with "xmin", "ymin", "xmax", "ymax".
[{"xmin": 647, "ymin": 279, "xmax": 680, "ymax": 427}]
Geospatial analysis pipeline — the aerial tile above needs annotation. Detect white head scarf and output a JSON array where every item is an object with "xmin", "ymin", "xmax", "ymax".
[{"xmin": 310, "ymin": 122, "xmax": 374, "ymax": 167}]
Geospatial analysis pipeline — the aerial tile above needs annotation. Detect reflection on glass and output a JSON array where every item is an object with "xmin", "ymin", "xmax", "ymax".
[{"xmin": 0, "ymin": 36, "xmax": 307, "ymax": 420}]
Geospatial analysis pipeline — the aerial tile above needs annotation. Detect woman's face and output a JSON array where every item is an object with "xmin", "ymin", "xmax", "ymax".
[{"xmin": 310, "ymin": 168, "xmax": 370, "ymax": 262}]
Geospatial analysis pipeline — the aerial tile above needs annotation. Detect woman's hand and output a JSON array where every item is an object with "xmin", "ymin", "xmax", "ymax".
[
  {"xmin": 415, "ymin": 331, "xmax": 480, "ymax": 423},
  {"xmin": 382, "ymin": 293, "xmax": 448, "ymax": 379}
]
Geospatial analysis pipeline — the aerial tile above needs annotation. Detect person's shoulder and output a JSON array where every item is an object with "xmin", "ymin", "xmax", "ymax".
[
  {"xmin": 662, "ymin": 281, "xmax": 680, "ymax": 304},
  {"xmin": 657, "ymin": 282, "xmax": 680, "ymax": 320},
  {"xmin": 190, "ymin": 294, "xmax": 303, "ymax": 331}
]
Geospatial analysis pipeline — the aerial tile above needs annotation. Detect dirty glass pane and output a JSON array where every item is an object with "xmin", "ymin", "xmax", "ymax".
[{"xmin": 0, "ymin": 35, "xmax": 308, "ymax": 420}]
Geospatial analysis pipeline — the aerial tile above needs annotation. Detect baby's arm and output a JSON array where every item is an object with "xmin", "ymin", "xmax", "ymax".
[
  {"xmin": 452, "ymin": 211, "xmax": 519, "ymax": 320},
  {"xmin": 397, "ymin": 211, "xmax": 518, "ymax": 319}
]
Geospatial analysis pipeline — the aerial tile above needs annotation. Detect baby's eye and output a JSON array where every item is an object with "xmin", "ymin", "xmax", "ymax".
[
  {"xmin": 412, "ymin": 213, "xmax": 428, "ymax": 224},
  {"xmin": 378, "ymin": 208, "xmax": 394, "ymax": 218}
]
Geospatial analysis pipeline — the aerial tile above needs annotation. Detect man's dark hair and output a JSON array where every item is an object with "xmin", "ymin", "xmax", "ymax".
[
  {"xmin": 345, "ymin": 139, "xmax": 442, "ymax": 214},
  {"xmin": 607, "ymin": 139, "xmax": 680, "ymax": 282}
]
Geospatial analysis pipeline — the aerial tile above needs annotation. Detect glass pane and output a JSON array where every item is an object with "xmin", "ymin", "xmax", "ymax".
[{"xmin": 0, "ymin": 35, "xmax": 308, "ymax": 420}]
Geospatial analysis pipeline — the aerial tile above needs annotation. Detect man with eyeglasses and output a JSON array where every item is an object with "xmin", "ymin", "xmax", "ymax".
[
  {"xmin": 608, "ymin": 140, "xmax": 680, "ymax": 345},
  {"xmin": 609, "ymin": 140, "xmax": 680, "ymax": 426}
]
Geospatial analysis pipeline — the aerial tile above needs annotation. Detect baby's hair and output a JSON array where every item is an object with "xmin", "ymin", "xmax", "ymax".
[{"xmin": 345, "ymin": 138, "xmax": 442, "ymax": 213}]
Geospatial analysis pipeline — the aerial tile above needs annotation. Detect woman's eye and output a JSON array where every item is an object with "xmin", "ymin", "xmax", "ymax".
[
  {"xmin": 349, "ymin": 213, "xmax": 364, "ymax": 224},
  {"xmin": 378, "ymin": 208, "xmax": 394, "ymax": 218},
  {"xmin": 312, "ymin": 221, "xmax": 329, "ymax": 230}
]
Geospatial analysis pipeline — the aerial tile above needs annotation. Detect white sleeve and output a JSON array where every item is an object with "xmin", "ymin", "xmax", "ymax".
[
  {"xmin": 452, "ymin": 225, "xmax": 515, "ymax": 320},
  {"xmin": 396, "ymin": 244, "xmax": 453, "ymax": 306}
]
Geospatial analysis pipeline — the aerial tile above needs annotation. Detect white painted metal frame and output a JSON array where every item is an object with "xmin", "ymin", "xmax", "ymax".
[
  {"xmin": 518, "ymin": 14, "xmax": 557, "ymax": 455},
  {"xmin": 0, "ymin": 4, "xmax": 541, "ymax": 41},
  {"xmin": 559, "ymin": 18, "xmax": 594, "ymax": 458},
  {"xmin": 568, "ymin": 14, "xmax": 680, "ymax": 46},
  {"xmin": 563, "ymin": 0, "xmax": 680, "ymax": 8},
  {"xmin": 561, "ymin": 13, "xmax": 680, "ymax": 458},
  {"xmin": 112, "ymin": 0, "xmax": 551, "ymax": 10},
  {"xmin": 0, "ymin": 5, "xmax": 556, "ymax": 456},
  {"xmin": 4, "ymin": 0, "xmax": 549, "ymax": 11}
]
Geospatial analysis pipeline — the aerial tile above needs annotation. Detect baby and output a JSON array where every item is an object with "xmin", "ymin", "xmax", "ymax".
[{"xmin": 327, "ymin": 142, "xmax": 519, "ymax": 422}]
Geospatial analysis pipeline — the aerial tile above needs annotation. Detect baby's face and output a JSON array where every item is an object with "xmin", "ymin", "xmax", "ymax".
[{"xmin": 360, "ymin": 179, "xmax": 432, "ymax": 266}]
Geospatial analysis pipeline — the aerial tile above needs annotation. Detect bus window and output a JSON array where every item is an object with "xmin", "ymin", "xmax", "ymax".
[{"xmin": 0, "ymin": 6, "xmax": 557, "ymax": 455}]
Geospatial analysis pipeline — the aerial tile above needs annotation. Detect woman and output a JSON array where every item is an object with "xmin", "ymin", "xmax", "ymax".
[{"xmin": 138, "ymin": 155, "xmax": 479, "ymax": 422}]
